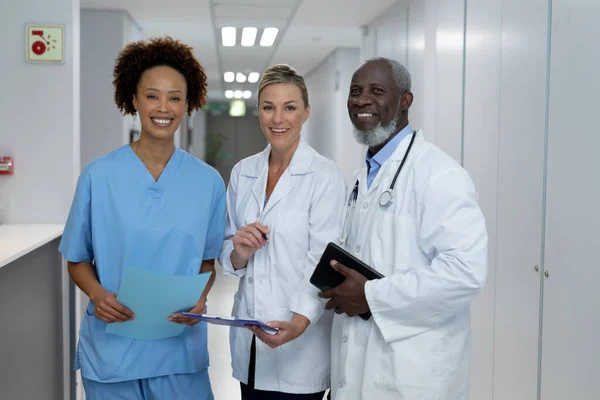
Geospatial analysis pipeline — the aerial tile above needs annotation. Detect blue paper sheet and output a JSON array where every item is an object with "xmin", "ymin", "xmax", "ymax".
[{"xmin": 105, "ymin": 267, "xmax": 211, "ymax": 340}]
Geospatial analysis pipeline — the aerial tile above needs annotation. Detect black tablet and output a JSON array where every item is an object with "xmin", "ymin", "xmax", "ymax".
[
  {"xmin": 310, "ymin": 242, "xmax": 384, "ymax": 320},
  {"xmin": 311, "ymin": 242, "xmax": 384, "ymax": 291}
]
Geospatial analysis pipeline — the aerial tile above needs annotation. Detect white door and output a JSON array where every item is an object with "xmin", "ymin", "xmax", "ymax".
[
  {"xmin": 540, "ymin": 1, "xmax": 600, "ymax": 398},
  {"xmin": 493, "ymin": 0, "xmax": 550, "ymax": 398}
]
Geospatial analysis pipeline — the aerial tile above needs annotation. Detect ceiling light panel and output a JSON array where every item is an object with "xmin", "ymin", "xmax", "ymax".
[
  {"xmin": 221, "ymin": 27, "xmax": 236, "ymax": 46},
  {"xmin": 260, "ymin": 27, "xmax": 279, "ymax": 47},
  {"xmin": 248, "ymin": 72, "xmax": 260, "ymax": 83},
  {"xmin": 236, "ymin": 73, "xmax": 247, "ymax": 83},
  {"xmin": 223, "ymin": 71, "xmax": 234, "ymax": 82},
  {"xmin": 241, "ymin": 27, "xmax": 258, "ymax": 47}
]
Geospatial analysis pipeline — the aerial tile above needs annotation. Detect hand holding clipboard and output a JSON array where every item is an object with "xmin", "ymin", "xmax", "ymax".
[{"xmin": 311, "ymin": 242, "xmax": 384, "ymax": 320}]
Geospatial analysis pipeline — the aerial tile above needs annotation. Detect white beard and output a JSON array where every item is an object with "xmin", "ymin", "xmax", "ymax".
[{"xmin": 352, "ymin": 118, "xmax": 398, "ymax": 148}]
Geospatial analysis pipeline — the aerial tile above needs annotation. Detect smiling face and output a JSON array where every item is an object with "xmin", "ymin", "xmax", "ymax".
[
  {"xmin": 347, "ymin": 60, "xmax": 411, "ymax": 149},
  {"xmin": 132, "ymin": 65, "xmax": 187, "ymax": 141},
  {"xmin": 258, "ymin": 83, "xmax": 310, "ymax": 152}
]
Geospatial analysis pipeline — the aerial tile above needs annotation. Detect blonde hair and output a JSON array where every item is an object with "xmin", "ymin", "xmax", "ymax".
[{"xmin": 258, "ymin": 64, "xmax": 309, "ymax": 108}]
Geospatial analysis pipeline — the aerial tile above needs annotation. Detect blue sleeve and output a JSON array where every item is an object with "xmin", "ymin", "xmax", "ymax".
[
  {"xmin": 58, "ymin": 169, "xmax": 94, "ymax": 263},
  {"xmin": 202, "ymin": 176, "xmax": 226, "ymax": 260}
]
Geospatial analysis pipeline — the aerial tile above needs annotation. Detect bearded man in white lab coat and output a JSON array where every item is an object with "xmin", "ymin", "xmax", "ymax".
[{"xmin": 319, "ymin": 57, "xmax": 488, "ymax": 400}]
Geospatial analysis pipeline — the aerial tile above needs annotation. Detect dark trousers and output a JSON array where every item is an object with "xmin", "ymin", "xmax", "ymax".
[{"xmin": 240, "ymin": 336, "xmax": 328, "ymax": 400}]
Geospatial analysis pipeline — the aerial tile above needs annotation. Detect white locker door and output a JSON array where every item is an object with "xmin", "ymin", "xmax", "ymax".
[
  {"xmin": 540, "ymin": 1, "xmax": 600, "ymax": 398},
  {"xmin": 462, "ymin": 0, "xmax": 502, "ymax": 398},
  {"xmin": 493, "ymin": 0, "xmax": 550, "ymax": 398}
]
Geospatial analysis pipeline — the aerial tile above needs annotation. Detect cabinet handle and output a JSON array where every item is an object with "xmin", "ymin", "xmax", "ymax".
[
  {"xmin": 544, "ymin": 271, "xmax": 549, "ymax": 278},
  {"xmin": 534, "ymin": 265, "xmax": 539, "ymax": 272}
]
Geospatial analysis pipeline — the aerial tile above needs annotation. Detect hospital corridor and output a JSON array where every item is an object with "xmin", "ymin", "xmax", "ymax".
[{"xmin": 1, "ymin": 0, "xmax": 599, "ymax": 399}]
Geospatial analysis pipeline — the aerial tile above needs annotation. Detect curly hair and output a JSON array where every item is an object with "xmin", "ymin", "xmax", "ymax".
[{"xmin": 113, "ymin": 36, "xmax": 207, "ymax": 115}]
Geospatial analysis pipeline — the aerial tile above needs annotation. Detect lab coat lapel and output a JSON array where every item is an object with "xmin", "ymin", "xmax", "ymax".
[
  {"xmin": 262, "ymin": 139, "xmax": 313, "ymax": 217},
  {"xmin": 247, "ymin": 146, "xmax": 270, "ymax": 209},
  {"xmin": 262, "ymin": 169, "xmax": 294, "ymax": 216}
]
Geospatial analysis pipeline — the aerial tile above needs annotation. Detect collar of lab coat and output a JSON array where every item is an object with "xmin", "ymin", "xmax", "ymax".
[
  {"xmin": 240, "ymin": 138, "xmax": 314, "ymax": 178},
  {"xmin": 241, "ymin": 138, "xmax": 314, "ymax": 216},
  {"xmin": 355, "ymin": 129, "xmax": 425, "ymax": 195}
]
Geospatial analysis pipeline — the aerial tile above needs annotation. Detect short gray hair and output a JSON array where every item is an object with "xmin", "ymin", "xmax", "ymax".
[{"xmin": 361, "ymin": 57, "xmax": 411, "ymax": 92}]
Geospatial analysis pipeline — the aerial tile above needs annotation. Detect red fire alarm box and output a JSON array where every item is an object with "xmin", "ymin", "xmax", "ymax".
[{"xmin": 0, "ymin": 157, "xmax": 14, "ymax": 175}]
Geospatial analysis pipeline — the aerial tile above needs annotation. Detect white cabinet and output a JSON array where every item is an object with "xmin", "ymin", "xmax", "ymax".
[
  {"xmin": 462, "ymin": 0, "xmax": 502, "ymax": 398},
  {"xmin": 540, "ymin": 1, "xmax": 600, "ymax": 398},
  {"xmin": 365, "ymin": 1, "xmax": 600, "ymax": 398},
  {"xmin": 492, "ymin": 0, "xmax": 550, "ymax": 399}
]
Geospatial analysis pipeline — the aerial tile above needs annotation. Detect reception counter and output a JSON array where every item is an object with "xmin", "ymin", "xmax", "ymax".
[
  {"xmin": 0, "ymin": 224, "xmax": 65, "ymax": 269},
  {"xmin": 0, "ymin": 223, "xmax": 73, "ymax": 400}
]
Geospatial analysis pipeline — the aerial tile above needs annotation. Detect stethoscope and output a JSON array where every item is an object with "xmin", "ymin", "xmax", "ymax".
[{"xmin": 339, "ymin": 131, "xmax": 417, "ymax": 246}]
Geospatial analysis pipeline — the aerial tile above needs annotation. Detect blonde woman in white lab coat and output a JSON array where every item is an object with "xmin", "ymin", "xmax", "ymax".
[{"xmin": 219, "ymin": 64, "xmax": 346, "ymax": 399}]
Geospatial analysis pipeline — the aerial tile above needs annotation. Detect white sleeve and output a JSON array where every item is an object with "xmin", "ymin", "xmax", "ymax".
[
  {"xmin": 219, "ymin": 164, "xmax": 247, "ymax": 278},
  {"xmin": 289, "ymin": 168, "xmax": 347, "ymax": 324},
  {"xmin": 364, "ymin": 167, "xmax": 488, "ymax": 343}
]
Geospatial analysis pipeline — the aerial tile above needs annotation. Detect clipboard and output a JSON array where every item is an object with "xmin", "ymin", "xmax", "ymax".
[
  {"xmin": 310, "ymin": 242, "xmax": 384, "ymax": 320},
  {"xmin": 180, "ymin": 313, "xmax": 279, "ymax": 335}
]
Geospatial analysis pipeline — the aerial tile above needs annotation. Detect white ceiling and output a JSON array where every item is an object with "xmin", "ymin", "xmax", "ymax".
[{"xmin": 80, "ymin": 0, "xmax": 397, "ymax": 101}]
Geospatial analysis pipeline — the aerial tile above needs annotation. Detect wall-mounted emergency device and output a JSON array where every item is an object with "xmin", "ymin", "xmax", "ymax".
[{"xmin": 0, "ymin": 157, "xmax": 14, "ymax": 175}]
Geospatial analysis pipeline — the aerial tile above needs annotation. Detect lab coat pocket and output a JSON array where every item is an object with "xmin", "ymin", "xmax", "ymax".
[
  {"xmin": 371, "ymin": 331, "xmax": 440, "ymax": 395},
  {"xmin": 275, "ymin": 308, "xmax": 329, "ymax": 388},
  {"xmin": 372, "ymin": 212, "xmax": 411, "ymax": 271}
]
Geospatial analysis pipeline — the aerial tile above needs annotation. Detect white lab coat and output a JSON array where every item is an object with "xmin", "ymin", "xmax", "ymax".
[
  {"xmin": 331, "ymin": 130, "xmax": 487, "ymax": 400},
  {"xmin": 220, "ymin": 139, "xmax": 347, "ymax": 394}
]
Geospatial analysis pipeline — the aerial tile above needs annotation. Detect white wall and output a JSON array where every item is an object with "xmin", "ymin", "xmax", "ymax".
[
  {"xmin": 80, "ymin": 9, "xmax": 141, "ymax": 169},
  {"xmin": 0, "ymin": 0, "xmax": 80, "ymax": 224},
  {"xmin": 303, "ymin": 47, "xmax": 363, "ymax": 183},
  {"xmin": 0, "ymin": 1, "xmax": 79, "ymax": 398}
]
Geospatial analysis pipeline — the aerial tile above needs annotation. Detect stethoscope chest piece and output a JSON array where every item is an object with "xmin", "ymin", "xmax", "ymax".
[{"xmin": 379, "ymin": 190, "xmax": 394, "ymax": 207}]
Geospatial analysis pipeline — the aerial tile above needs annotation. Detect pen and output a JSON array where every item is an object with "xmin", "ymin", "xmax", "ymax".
[{"xmin": 261, "ymin": 232, "xmax": 269, "ymax": 244}]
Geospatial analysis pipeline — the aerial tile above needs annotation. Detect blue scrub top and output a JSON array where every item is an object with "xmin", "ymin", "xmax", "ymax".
[{"xmin": 59, "ymin": 144, "xmax": 226, "ymax": 383}]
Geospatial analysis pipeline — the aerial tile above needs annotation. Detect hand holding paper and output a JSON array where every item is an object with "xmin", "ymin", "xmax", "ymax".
[
  {"xmin": 90, "ymin": 288, "xmax": 135, "ymax": 323},
  {"xmin": 105, "ymin": 267, "xmax": 211, "ymax": 340}
]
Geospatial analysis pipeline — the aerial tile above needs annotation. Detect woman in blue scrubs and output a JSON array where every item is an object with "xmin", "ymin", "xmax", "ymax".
[{"xmin": 59, "ymin": 37, "xmax": 225, "ymax": 400}]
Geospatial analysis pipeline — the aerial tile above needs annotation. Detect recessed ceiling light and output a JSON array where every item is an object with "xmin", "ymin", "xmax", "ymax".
[
  {"xmin": 221, "ymin": 27, "xmax": 236, "ymax": 47},
  {"xmin": 243, "ymin": 90, "xmax": 252, "ymax": 99},
  {"xmin": 248, "ymin": 72, "xmax": 260, "ymax": 83},
  {"xmin": 225, "ymin": 90, "xmax": 233, "ymax": 99},
  {"xmin": 236, "ymin": 73, "xmax": 247, "ymax": 83},
  {"xmin": 224, "ymin": 72, "xmax": 234, "ymax": 82},
  {"xmin": 241, "ymin": 27, "xmax": 258, "ymax": 47},
  {"xmin": 234, "ymin": 90, "xmax": 243, "ymax": 99},
  {"xmin": 260, "ymin": 27, "xmax": 279, "ymax": 47}
]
